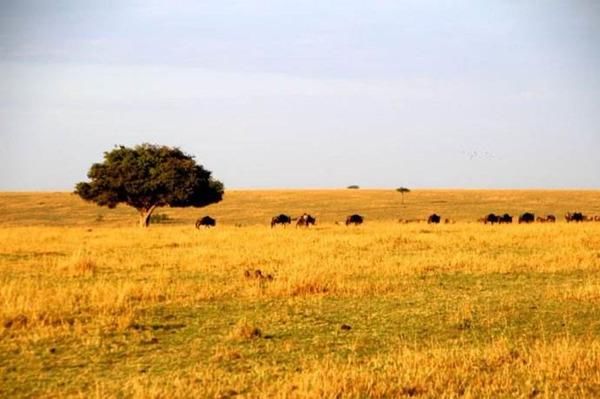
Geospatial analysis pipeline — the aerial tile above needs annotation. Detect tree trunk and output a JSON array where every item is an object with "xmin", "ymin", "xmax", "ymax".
[{"xmin": 139, "ymin": 205, "xmax": 157, "ymax": 228}]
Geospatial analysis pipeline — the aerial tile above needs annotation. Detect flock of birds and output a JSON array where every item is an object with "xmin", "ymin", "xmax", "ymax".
[{"xmin": 194, "ymin": 211, "xmax": 599, "ymax": 228}]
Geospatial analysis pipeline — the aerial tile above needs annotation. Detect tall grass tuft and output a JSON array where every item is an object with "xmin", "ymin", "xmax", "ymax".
[{"xmin": 64, "ymin": 248, "xmax": 97, "ymax": 277}]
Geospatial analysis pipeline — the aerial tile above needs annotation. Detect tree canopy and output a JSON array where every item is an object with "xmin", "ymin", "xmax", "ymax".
[{"xmin": 75, "ymin": 144, "xmax": 224, "ymax": 227}]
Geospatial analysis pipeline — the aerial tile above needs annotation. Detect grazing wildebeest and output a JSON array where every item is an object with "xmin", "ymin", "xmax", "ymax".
[
  {"xmin": 345, "ymin": 214, "xmax": 364, "ymax": 226},
  {"xmin": 565, "ymin": 212, "xmax": 573, "ymax": 222},
  {"xmin": 518, "ymin": 212, "xmax": 535, "ymax": 224},
  {"xmin": 546, "ymin": 215, "xmax": 556, "ymax": 223},
  {"xmin": 195, "ymin": 216, "xmax": 216, "ymax": 228},
  {"xmin": 271, "ymin": 214, "xmax": 292, "ymax": 228},
  {"xmin": 594, "ymin": 216, "xmax": 600, "ymax": 222},
  {"xmin": 536, "ymin": 216, "xmax": 546, "ymax": 223},
  {"xmin": 498, "ymin": 214, "xmax": 513, "ymax": 224},
  {"xmin": 484, "ymin": 213, "xmax": 499, "ymax": 225},
  {"xmin": 427, "ymin": 214, "xmax": 441, "ymax": 224},
  {"xmin": 296, "ymin": 213, "xmax": 316, "ymax": 227},
  {"xmin": 565, "ymin": 212, "xmax": 584, "ymax": 223}
]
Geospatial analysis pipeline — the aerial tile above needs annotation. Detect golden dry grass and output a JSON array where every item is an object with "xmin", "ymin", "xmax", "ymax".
[
  {"xmin": 1, "ymin": 190, "xmax": 600, "ymax": 397},
  {"xmin": 1, "ymin": 189, "xmax": 600, "ymax": 226}
]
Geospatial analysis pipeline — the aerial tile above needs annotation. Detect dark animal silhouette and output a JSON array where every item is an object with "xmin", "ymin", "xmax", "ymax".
[
  {"xmin": 345, "ymin": 214, "xmax": 364, "ymax": 226},
  {"xmin": 546, "ymin": 215, "xmax": 556, "ymax": 223},
  {"xmin": 271, "ymin": 214, "xmax": 292, "ymax": 228},
  {"xmin": 195, "ymin": 216, "xmax": 216, "ymax": 228},
  {"xmin": 565, "ymin": 212, "xmax": 573, "ymax": 222},
  {"xmin": 518, "ymin": 212, "xmax": 535, "ymax": 224},
  {"xmin": 498, "ymin": 214, "xmax": 513, "ymax": 224},
  {"xmin": 427, "ymin": 214, "xmax": 441, "ymax": 224},
  {"xmin": 484, "ymin": 214, "xmax": 499, "ymax": 224},
  {"xmin": 565, "ymin": 212, "xmax": 584, "ymax": 223},
  {"xmin": 296, "ymin": 213, "xmax": 316, "ymax": 227}
]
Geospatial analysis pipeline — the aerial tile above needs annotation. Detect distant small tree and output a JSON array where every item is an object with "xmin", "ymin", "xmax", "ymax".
[
  {"xmin": 347, "ymin": 185, "xmax": 360, "ymax": 189},
  {"xmin": 396, "ymin": 187, "xmax": 411, "ymax": 204},
  {"xmin": 75, "ymin": 144, "xmax": 224, "ymax": 227}
]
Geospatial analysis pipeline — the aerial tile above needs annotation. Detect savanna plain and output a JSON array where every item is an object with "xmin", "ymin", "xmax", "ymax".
[{"xmin": 1, "ymin": 189, "xmax": 600, "ymax": 398}]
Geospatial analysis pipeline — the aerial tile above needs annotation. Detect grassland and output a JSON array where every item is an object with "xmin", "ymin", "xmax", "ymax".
[{"xmin": 1, "ymin": 189, "xmax": 600, "ymax": 398}]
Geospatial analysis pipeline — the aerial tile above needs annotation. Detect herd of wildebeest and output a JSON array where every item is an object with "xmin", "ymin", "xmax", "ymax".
[{"xmin": 195, "ymin": 211, "xmax": 599, "ymax": 228}]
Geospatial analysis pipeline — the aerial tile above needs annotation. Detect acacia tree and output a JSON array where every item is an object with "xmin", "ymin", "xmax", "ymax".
[
  {"xmin": 396, "ymin": 187, "xmax": 411, "ymax": 204},
  {"xmin": 75, "ymin": 144, "xmax": 224, "ymax": 227}
]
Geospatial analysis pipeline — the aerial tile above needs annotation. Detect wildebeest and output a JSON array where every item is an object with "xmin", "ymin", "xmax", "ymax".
[
  {"xmin": 518, "ymin": 212, "xmax": 535, "ymax": 224},
  {"xmin": 427, "ymin": 214, "xmax": 441, "ymax": 224},
  {"xmin": 565, "ymin": 212, "xmax": 584, "ymax": 223},
  {"xmin": 565, "ymin": 212, "xmax": 573, "ymax": 222},
  {"xmin": 195, "ymin": 216, "xmax": 216, "ymax": 228},
  {"xmin": 537, "ymin": 215, "xmax": 556, "ymax": 223},
  {"xmin": 498, "ymin": 214, "xmax": 513, "ymax": 224},
  {"xmin": 484, "ymin": 213, "xmax": 499, "ymax": 225},
  {"xmin": 346, "ymin": 214, "xmax": 364, "ymax": 226},
  {"xmin": 296, "ymin": 213, "xmax": 316, "ymax": 227},
  {"xmin": 271, "ymin": 214, "xmax": 292, "ymax": 228}
]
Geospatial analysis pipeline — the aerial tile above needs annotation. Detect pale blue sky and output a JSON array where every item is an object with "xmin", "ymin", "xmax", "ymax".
[{"xmin": 1, "ymin": 0, "xmax": 599, "ymax": 189}]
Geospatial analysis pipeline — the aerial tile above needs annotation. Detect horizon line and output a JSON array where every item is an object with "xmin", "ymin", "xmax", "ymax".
[{"xmin": 1, "ymin": 187, "xmax": 599, "ymax": 193}]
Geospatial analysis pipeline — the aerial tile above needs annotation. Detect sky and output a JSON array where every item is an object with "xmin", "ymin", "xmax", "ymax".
[{"xmin": 1, "ymin": 0, "xmax": 599, "ymax": 190}]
